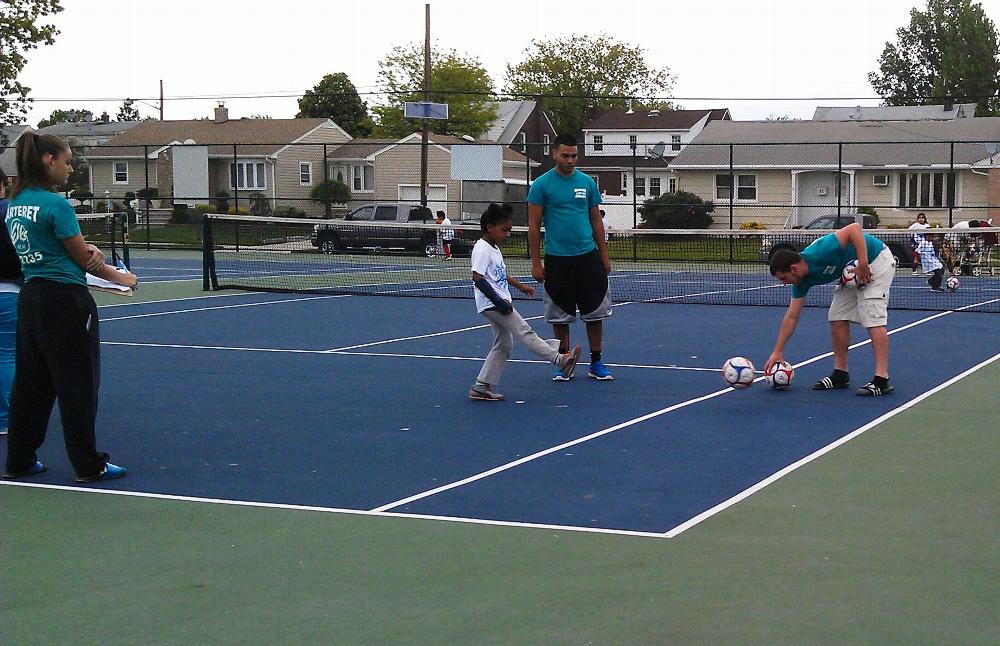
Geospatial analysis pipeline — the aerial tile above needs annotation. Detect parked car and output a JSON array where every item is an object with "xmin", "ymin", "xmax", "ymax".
[
  {"xmin": 759, "ymin": 213, "xmax": 912, "ymax": 266},
  {"xmin": 309, "ymin": 203, "xmax": 475, "ymax": 257}
]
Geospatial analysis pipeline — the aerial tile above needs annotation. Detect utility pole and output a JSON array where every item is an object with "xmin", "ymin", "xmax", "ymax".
[
  {"xmin": 159, "ymin": 79, "xmax": 164, "ymax": 120},
  {"xmin": 419, "ymin": 3, "xmax": 430, "ymax": 208}
]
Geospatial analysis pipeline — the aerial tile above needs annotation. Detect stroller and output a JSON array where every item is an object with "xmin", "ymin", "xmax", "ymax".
[{"xmin": 943, "ymin": 220, "xmax": 998, "ymax": 276}]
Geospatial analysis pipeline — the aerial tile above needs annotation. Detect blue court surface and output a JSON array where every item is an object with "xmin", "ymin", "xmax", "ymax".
[{"xmin": 3, "ymin": 267, "xmax": 998, "ymax": 537}]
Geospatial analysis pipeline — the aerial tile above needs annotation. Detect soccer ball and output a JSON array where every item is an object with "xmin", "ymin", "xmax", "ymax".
[
  {"xmin": 722, "ymin": 356, "xmax": 755, "ymax": 389},
  {"xmin": 841, "ymin": 260, "xmax": 864, "ymax": 289},
  {"xmin": 946, "ymin": 276, "xmax": 960, "ymax": 291},
  {"xmin": 764, "ymin": 361, "xmax": 795, "ymax": 389}
]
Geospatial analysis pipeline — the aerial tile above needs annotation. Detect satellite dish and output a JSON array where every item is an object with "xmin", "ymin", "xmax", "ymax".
[{"xmin": 647, "ymin": 142, "xmax": 666, "ymax": 160}]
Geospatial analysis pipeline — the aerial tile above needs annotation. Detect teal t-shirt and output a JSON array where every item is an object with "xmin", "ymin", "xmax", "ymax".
[
  {"xmin": 526, "ymin": 168, "xmax": 601, "ymax": 256},
  {"xmin": 5, "ymin": 187, "xmax": 85, "ymax": 286},
  {"xmin": 791, "ymin": 232, "xmax": 885, "ymax": 298}
]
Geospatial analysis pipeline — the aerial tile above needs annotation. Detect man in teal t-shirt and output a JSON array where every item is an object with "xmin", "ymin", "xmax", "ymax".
[
  {"xmin": 6, "ymin": 187, "xmax": 85, "ymax": 286},
  {"xmin": 764, "ymin": 222, "xmax": 897, "ymax": 396},
  {"xmin": 527, "ymin": 133, "xmax": 614, "ymax": 382}
]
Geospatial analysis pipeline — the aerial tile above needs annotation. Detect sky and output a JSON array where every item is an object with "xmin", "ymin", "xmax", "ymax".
[{"xmin": 14, "ymin": 0, "xmax": 1000, "ymax": 128}]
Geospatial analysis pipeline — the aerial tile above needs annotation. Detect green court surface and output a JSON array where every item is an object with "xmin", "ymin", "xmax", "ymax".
[{"xmin": 1, "ymin": 273, "xmax": 998, "ymax": 644}]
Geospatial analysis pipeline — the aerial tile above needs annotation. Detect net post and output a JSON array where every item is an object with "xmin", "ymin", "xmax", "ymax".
[
  {"xmin": 202, "ymin": 213, "xmax": 216, "ymax": 291},
  {"xmin": 143, "ymin": 144, "xmax": 151, "ymax": 249},
  {"xmin": 232, "ymin": 143, "xmax": 239, "ymax": 214},
  {"xmin": 323, "ymin": 143, "xmax": 330, "ymax": 219},
  {"xmin": 120, "ymin": 212, "xmax": 130, "ymax": 268}
]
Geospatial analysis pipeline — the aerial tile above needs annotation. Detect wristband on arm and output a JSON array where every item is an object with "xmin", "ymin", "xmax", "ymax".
[{"xmin": 473, "ymin": 277, "xmax": 512, "ymax": 314}]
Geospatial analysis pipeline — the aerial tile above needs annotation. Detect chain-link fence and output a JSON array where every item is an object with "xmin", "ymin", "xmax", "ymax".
[{"xmin": 2, "ymin": 137, "xmax": 997, "ymax": 250}]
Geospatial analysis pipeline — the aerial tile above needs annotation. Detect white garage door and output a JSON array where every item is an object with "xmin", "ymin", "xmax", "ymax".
[{"xmin": 399, "ymin": 185, "xmax": 448, "ymax": 218}]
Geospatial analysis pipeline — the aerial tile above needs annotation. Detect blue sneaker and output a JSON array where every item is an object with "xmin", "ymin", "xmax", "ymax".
[
  {"xmin": 76, "ymin": 462, "xmax": 127, "ymax": 483},
  {"xmin": 552, "ymin": 369, "xmax": 572, "ymax": 382},
  {"xmin": 2, "ymin": 461, "xmax": 47, "ymax": 479},
  {"xmin": 588, "ymin": 360, "xmax": 615, "ymax": 381}
]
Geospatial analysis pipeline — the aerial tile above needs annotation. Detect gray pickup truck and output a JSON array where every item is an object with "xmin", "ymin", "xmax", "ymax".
[
  {"xmin": 310, "ymin": 203, "xmax": 473, "ymax": 257},
  {"xmin": 759, "ymin": 213, "xmax": 913, "ymax": 267}
]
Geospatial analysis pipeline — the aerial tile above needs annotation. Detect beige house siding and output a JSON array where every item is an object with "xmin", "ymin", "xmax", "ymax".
[
  {"xmin": 90, "ymin": 158, "xmax": 158, "ymax": 201},
  {"xmin": 273, "ymin": 123, "xmax": 351, "ymax": 217},
  {"xmin": 502, "ymin": 162, "xmax": 530, "ymax": 182},
  {"xmin": 372, "ymin": 144, "xmax": 461, "ymax": 212},
  {"xmin": 677, "ymin": 169, "xmax": 792, "ymax": 228}
]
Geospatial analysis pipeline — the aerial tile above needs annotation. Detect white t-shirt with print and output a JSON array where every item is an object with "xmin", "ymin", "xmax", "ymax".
[
  {"xmin": 441, "ymin": 216, "xmax": 454, "ymax": 241},
  {"xmin": 470, "ymin": 238, "xmax": 511, "ymax": 313}
]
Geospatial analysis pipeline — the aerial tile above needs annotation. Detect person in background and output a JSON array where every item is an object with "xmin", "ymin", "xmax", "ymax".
[
  {"xmin": 1, "ymin": 132, "xmax": 137, "ymax": 482},
  {"xmin": 908, "ymin": 212, "xmax": 929, "ymax": 275},
  {"xmin": 437, "ymin": 209, "xmax": 454, "ymax": 260},
  {"xmin": 600, "ymin": 209, "xmax": 609, "ymax": 242},
  {"xmin": 0, "ymin": 168, "xmax": 18, "ymax": 436}
]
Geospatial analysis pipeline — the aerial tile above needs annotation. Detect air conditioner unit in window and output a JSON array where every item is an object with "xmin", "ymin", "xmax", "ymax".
[
  {"xmin": 873, "ymin": 173, "xmax": 889, "ymax": 186},
  {"xmin": 816, "ymin": 186, "xmax": 828, "ymax": 196}
]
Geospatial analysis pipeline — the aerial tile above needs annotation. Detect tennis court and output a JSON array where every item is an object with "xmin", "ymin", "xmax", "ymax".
[{"xmin": 2, "ymin": 248, "xmax": 998, "ymax": 643}]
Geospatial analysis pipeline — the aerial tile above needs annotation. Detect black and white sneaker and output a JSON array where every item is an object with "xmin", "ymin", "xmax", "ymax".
[
  {"xmin": 856, "ymin": 382, "xmax": 895, "ymax": 396},
  {"xmin": 812, "ymin": 376, "xmax": 849, "ymax": 390}
]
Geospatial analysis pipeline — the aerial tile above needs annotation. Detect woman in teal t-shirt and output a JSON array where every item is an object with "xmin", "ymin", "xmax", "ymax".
[{"xmin": 1, "ymin": 132, "xmax": 137, "ymax": 482}]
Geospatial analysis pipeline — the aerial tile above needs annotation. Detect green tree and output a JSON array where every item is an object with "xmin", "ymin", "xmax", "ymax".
[
  {"xmin": 0, "ymin": 0, "xmax": 63, "ymax": 143},
  {"xmin": 37, "ymin": 107, "xmax": 93, "ymax": 128},
  {"xmin": 297, "ymin": 73, "xmax": 373, "ymax": 137},
  {"xmin": 869, "ymin": 0, "xmax": 1000, "ymax": 115},
  {"xmin": 504, "ymin": 34, "xmax": 676, "ymax": 136},
  {"xmin": 372, "ymin": 44, "xmax": 497, "ymax": 139},
  {"xmin": 637, "ymin": 191, "xmax": 714, "ymax": 229},
  {"xmin": 116, "ymin": 98, "xmax": 140, "ymax": 122}
]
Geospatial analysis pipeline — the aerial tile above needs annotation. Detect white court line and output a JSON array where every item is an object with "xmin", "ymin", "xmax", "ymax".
[
  {"xmin": 0, "ymin": 482, "xmax": 666, "ymax": 540},
  {"xmin": 102, "ymin": 294, "xmax": 347, "ymax": 322},
  {"xmin": 369, "ymin": 300, "xmax": 999, "ymax": 515},
  {"xmin": 97, "ymin": 290, "xmax": 281, "ymax": 309},
  {"xmin": 665, "ymin": 350, "xmax": 1000, "ymax": 538}
]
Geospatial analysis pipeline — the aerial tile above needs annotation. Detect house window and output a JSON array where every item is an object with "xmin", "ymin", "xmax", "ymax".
[
  {"xmin": 649, "ymin": 177, "xmax": 661, "ymax": 197},
  {"xmin": 230, "ymin": 160, "xmax": 267, "ymax": 190},
  {"xmin": 621, "ymin": 172, "xmax": 628, "ymax": 189},
  {"xmin": 299, "ymin": 162, "xmax": 312, "ymax": 185},
  {"xmin": 671, "ymin": 135, "xmax": 682, "ymax": 151},
  {"xmin": 716, "ymin": 174, "xmax": 757, "ymax": 200},
  {"xmin": 715, "ymin": 174, "xmax": 732, "ymax": 200},
  {"xmin": 629, "ymin": 134, "xmax": 638, "ymax": 148},
  {"xmin": 897, "ymin": 171, "xmax": 954, "ymax": 208},
  {"xmin": 542, "ymin": 134, "xmax": 550, "ymax": 155},
  {"xmin": 635, "ymin": 176, "xmax": 646, "ymax": 196},
  {"xmin": 352, "ymin": 164, "xmax": 374, "ymax": 192},
  {"xmin": 593, "ymin": 135, "xmax": 603, "ymax": 153},
  {"xmin": 113, "ymin": 161, "xmax": 128, "ymax": 184},
  {"xmin": 668, "ymin": 177, "xmax": 677, "ymax": 193}
]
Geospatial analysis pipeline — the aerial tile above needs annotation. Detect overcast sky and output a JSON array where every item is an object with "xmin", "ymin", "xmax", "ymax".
[{"xmin": 16, "ymin": 0, "xmax": 1000, "ymax": 128}]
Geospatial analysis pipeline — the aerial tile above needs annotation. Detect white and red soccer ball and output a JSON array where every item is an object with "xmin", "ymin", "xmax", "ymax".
[{"xmin": 764, "ymin": 361, "xmax": 795, "ymax": 389}]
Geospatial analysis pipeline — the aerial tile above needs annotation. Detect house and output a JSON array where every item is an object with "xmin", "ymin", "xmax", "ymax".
[
  {"xmin": 576, "ymin": 108, "xmax": 731, "ymax": 199},
  {"xmin": 38, "ymin": 113, "xmax": 140, "ymax": 147},
  {"xmin": 86, "ymin": 105, "xmax": 351, "ymax": 217},
  {"xmin": 667, "ymin": 118, "xmax": 1000, "ymax": 229},
  {"xmin": 812, "ymin": 103, "xmax": 977, "ymax": 121},
  {"xmin": 483, "ymin": 100, "xmax": 558, "ymax": 177},
  {"xmin": 0, "ymin": 124, "xmax": 28, "ymax": 177},
  {"xmin": 326, "ymin": 132, "xmax": 535, "ymax": 221}
]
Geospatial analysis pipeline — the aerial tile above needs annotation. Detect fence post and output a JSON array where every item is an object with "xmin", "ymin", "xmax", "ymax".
[
  {"xmin": 729, "ymin": 144, "xmax": 735, "ymax": 263},
  {"xmin": 143, "ymin": 144, "xmax": 151, "ymax": 249},
  {"xmin": 232, "ymin": 144, "xmax": 239, "ymax": 214},
  {"xmin": 948, "ymin": 141, "xmax": 955, "ymax": 226},
  {"xmin": 837, "ymin": 142, "xmax": 843, "ymax": 219},
  {"xmin": 323, "ymin": 143, "xmax": 330, "ymax": 219},
  {"xmin": 631, "ymin": 142, "xmax": 638, "ymax": 263}
]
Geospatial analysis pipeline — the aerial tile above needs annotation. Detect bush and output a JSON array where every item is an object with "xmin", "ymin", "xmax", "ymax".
[
  {"xmin": 637, "ymin": 191, "xmax": 715, "ymax": 229},
  {"xmin": 170, "ymin": 203, "xmax": 193, "ymax": 224},
  {"xmin": 248, "ymin": 191, "xmax": 271, "ymax": 217},
  {"xmin": 136, "ymin": 187, "xmax": 158, "ymax": 199},
  {"xmin": 195, "ymin": 204, "xmax": 217, "ymax": 214},
  {"xmin": 739, "ymin": 221, "xmax": 767, "ymax": 230},
  {"xmin": 310, "ymin": 179, "xmax": 351, "ymax": 207},
  {"xmin": 227, "ymin": 206, "xmax": 250, "ymax": 215},
  {"xmin": 70, "ymin": 187, "xmax": 94, "ymax": 200},
  {"xmin": 74, "ymin": 203, "xmax": 93, "ymax": 214},
  {"xmin": 215, "ymin": 190, "xmax": 230, "ymax": 214},
  {"xmin": 857, "ymin": 206, "xmax": 880, "ymax": 226},
  {"xmin": 272, "ymin": 205, "xmax": 307, "ymax": 218}
]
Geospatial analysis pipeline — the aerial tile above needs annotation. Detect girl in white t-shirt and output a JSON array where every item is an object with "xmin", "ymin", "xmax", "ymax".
[
  {"xmin": 908, "ymin": 212, "xmax": 930, "ymax": 274},
  {"xmin": 469, "ymin": 204, "xmax": 581, "ymax": 401}
]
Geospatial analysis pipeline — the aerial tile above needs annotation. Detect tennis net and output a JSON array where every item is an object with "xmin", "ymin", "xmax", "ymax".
[{"xmin": 203, "ymin": 214, "xmax": 1000, "ymax": 313}]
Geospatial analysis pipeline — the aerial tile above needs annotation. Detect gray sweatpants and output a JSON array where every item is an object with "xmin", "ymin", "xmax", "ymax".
[{"xmin": 477, "ymin": 308, "xmax": 561, "ymax": 387}]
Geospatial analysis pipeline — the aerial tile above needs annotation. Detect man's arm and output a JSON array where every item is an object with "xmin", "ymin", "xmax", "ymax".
[
  {"xmin": 764, "ymin": 297, "xmax": 805, "ymax": 372},
  {"xmin": 528, "ymin": 203, "xmax": 544, "ymax": 282},
  {"xmin": 834, "ymin": 222, "xmax": 872, "ymax": 283},
  {"xmin": 589, "ymin": 206, "xmax": 611, "ymax": 274}
]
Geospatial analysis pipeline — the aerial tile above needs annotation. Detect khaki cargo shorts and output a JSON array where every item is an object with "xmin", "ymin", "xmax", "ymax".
[{"xmin": 828, "ymin": 247, "xmax": 896, "ymax": 328}]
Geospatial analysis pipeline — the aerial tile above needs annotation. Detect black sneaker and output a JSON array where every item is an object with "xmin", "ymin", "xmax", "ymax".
[
  {"xmin": 813, "ymin": 376, "xmax": 849, "ymax": 390},
  {"xmin": 856, "ymin": 382, "xmax": 895, "ymax": 396}
]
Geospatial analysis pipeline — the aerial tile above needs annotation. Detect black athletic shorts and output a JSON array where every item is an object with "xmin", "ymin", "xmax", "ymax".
[{"xmin": 543, "ymin": 250, "xmax": 613, "ymax": 323}]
